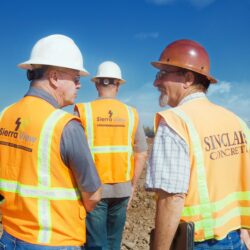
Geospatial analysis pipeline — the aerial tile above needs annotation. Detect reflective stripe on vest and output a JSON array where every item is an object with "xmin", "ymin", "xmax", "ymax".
[
  {"xmin": 83, "ymin": 102, "xmax": 134, "ymax": 180},
  {"xmin": 0, "ymin": 109, "xmax": 80, "ymax": 244},
  {"xmin": 172, "ymin": 108, "xmax": 213, "ymax": 239},
  {"xmin": 172, "ymin": 108, "xmax": 250, "ymax": 239}
]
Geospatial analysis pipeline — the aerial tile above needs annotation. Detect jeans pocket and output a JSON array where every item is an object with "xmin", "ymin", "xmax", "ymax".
[{"xmin": 0, "ymin": 241, "xmax": 6, "ymax": 250}]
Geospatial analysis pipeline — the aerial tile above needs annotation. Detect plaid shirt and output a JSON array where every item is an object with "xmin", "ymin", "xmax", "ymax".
[{"xmin": 145, "ymin": 92, "xmax": 206, "ymax": 194}]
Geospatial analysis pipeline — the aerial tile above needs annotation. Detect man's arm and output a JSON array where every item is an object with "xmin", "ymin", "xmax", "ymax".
[
  {"xmin": 154, "ymin": 190, "xmax": 185, "ymax": 250},
  {"xmin": 61, "ymin": 119, "xmax": 102, "ymax": 211},
  {"xmin": 145, "ymin": 120, "xmax": 190, "ymax": 249},
  {"xmin": 128, "ymin": 116, "xmax": 148, "ymax": 207},
  {"xmin": 128, "ymin": 151, "xmax": 147, "ymax": 208},
  {"xmin": 132, "ymin": 151, "xmax": 147, "ymax": 188}
]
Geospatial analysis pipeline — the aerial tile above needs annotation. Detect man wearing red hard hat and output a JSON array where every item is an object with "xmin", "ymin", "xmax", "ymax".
[{"xmin": 146, "ymin": 39, "xmax": 250, "ymax": 249}]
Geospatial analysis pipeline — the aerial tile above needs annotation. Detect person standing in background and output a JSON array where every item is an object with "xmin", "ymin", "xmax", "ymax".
[{"xmin": 75, "ymin": 61, "xmax": 148, "ymax": 250}]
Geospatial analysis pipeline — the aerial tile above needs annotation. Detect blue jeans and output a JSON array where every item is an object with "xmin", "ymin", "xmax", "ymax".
[
  {"xmin": 194, "ymin": 230, "xmax": 247, "ymax": 250},
  {"xmin": 0, "ymin": 230, "xmax": 85, "ymax": 250},
  {"xmin": 85, "ymin": 197, "xmax": 129, "ymax": 250}
]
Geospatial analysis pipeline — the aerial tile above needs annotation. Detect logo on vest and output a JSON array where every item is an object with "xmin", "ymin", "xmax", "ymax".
[
  {"xmin": 0, "ymin": 117, "xmax": 37, "ymax": 144},
  {"xmin": 108, "ymin": 110, "xmax": 113, "ymax": 119},
  {"xmin": 15, "ymin": 117, "xmax": 21, "ymax": 131},
  {"xmin": 204, "ymin": 130, "xmax": 248, "ymax": 160},
  {"xmin": 96, "ymin": 110, "xmax": 126, "ymax": 127}
]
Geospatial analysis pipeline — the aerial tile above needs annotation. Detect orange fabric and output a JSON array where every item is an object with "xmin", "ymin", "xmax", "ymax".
[
  {"xmin": 0, "ymin": 96, "xmax": 86, "ymax": 246},
  {"xmin": 75, "ymin": 99, "xmax": 138, "ymax": 183},
  {"xmin": 155, "ymin": 97, "xmax": 250, "ymax": 241}
]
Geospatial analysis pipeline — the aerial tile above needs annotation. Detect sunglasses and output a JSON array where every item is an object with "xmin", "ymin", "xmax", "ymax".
[
  {"xmin": 155, "ymin": 69, "xmax": 180, "ymax": 80},
  {"xmin": 58, "ymin": 70, "xmax": 81, "ymax": 84}
]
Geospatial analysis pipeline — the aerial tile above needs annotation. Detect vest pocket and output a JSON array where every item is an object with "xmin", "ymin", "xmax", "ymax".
[{"xmin": 79, "ymin": 206, "xmax": 86, "ymax": 220}]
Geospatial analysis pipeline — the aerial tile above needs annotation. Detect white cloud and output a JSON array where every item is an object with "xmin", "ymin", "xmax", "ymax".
[
  {"xmin": 208, "ymin": 80, "xmax": 250, "ymax": 124},
  {"xmin": 207, "ymin": 81, "xmax": 231, "ymax": 96},
  {"xmin": 134, "ymin": 32, "xmax": 159, "ymax": 40}
]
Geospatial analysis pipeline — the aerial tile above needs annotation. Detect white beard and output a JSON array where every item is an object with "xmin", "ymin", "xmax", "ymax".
[{"xmin": 159, "ymin": 93, "xmax": 169, "ymax": 107}]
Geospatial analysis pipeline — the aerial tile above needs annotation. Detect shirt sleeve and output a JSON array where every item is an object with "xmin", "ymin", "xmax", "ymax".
[
  {"xmin": 60, "ymin": 120, "xmax": 101, "ymax": 193},
  {"xmin": 145, "ymin": 119, "xmax": 190, "ymax": 194},
  {"xmin": 133, "ymin": 118, "xmax": 148, "ymax": 153}
]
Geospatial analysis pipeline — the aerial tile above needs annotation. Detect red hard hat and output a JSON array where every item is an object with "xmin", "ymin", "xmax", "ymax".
[{"xmin": 151, "ymin": 39, "xmax": 217, "ymax": 83}]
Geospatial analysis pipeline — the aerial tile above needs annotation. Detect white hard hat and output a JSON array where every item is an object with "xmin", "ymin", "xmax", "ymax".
[
  {"xmin": 91, "ymin": 61, "xmax": 125, "ymax": 84},
  {"xmin": 18, "ymin": 34, "xmax": 89, "ymax": 76}
]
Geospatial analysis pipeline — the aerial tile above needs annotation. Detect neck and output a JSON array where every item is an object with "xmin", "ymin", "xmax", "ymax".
[
  {"xmin": 99, "ymin": 92, "xmax": 116, "ymax": 98},
  {"xmin": 178, "ymin": 86, "xmax": 205, "ymax": 105},
  {"xmin": 32, "ymin": 80, "xmax": 63, "ymax": 107}
]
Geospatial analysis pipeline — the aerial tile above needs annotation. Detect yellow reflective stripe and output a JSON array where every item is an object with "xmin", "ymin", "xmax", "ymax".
[
  {"xmin": 125, "ymin": 105, "xmax": 134, "ymax": 180},
  {"xmin": 91, "ymin": 145, "xmax": 132, "ymax": 153},
  {"xmin": 238, "ymin": 117, "xmax": 250, "ymax": 151},
  {"xmin": 182, "ymin": 191, "xmax": 250, "ymax": 216},
  {"xmin": 38, "ymin": 110, "xmax": 66, "ymax": 187},
  {"xmin": 0, "ymin": 179, "xmax": 80, "ymax": 200},
  {"xmin": 38, "ymin": 199, "xmax": 51, "ymax": 243},
  {"xmin": 37, "ymin": 109, "xmax": 70, "ymax": 244},
  {"xmin": 83, "ymin": 103, "xmax": 94, "ymax": 148},
  {"xmin": 195, "ymin": 207, "xmax": 250, "ymax": 232},
  {"xmin": 172, "ymin": 108, "xmax": 213, "ymax": 239}
]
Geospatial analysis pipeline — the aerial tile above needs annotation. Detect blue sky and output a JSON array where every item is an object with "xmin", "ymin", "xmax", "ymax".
[{"xmin": 0, "ymin": 0, "xmax": 250, "ymax": 127}]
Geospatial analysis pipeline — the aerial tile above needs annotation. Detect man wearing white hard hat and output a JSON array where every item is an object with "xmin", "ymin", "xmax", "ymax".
[
  {"xmin": 75, "ymin": 61, "xmax": 148, "ymax": 250},
  {"xmin": 0, "ymin": 34, "xmax": 101, "ymax": 249}
]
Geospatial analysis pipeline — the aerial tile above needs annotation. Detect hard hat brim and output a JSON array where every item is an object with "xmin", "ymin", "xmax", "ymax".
[
  {"xmin": 151, "ymin": 61, "xmax": 217, "ymax": 84},
  {"xmin": 18, "ymin": 60, "xmax": 89, "ymax": 76}
]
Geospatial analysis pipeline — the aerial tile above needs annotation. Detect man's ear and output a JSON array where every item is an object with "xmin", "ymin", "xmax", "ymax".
[
  {"xmin": 95, "ymin": 82, "xmax": 99, "ymax": 91},
  {"xmin": 48, "ymin": 70, "xmax": 59, "ymax": 88},
  {"xmin": 183, "ymin": 71, "xmax": 195, "ymax": 89}
]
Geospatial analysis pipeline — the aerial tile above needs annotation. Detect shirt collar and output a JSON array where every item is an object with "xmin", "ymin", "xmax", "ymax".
[
  {"xmin": 179, "ymin": 92, "xmax": 207, "ymax": 106},
  {"xmin": 24, "ymin": 86, "xmax": 60, "ymax": 108}
]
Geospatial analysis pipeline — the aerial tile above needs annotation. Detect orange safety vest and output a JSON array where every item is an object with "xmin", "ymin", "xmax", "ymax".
[
  {"xmin": 155, "ymin": 96, "xmax": 250, "ymax": 242},
  {"xmin": 75, "ymin": 99, "xmax": 138, "ymax": 184},
  {"xmin": 0, "ymin": 96, "xmax": 86, "ymax": 246}
]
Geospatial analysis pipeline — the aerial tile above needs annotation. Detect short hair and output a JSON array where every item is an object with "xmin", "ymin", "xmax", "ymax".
[
  {"xmin": 177, "ymin": 69, "xmax": 210, "ymax": 92},
  {"xmin": 95, "ymin": 78, "xmax": 120, "ymax": 87},
  {"xmin": 27, "ymin": 65, "xmax": 49, "ymax": 81}
]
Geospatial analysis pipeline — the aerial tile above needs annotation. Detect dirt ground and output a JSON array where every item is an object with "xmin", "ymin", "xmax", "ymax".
[
  {"xmin": 121, "ymin": 169, "xmax": 155, "ymax": 250},
  {"xmin": 121, "ymin": 138, "xmax": 155, "ymax": 250}
]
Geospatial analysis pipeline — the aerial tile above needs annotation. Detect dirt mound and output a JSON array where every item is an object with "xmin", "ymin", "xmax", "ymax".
[
  {"xmin": 121, "ymin": 169, "xmax": 155, "ymax": 250},
  {"xmin": 121, "ymin": 138, "xmax": 155, "ymax": 250}
]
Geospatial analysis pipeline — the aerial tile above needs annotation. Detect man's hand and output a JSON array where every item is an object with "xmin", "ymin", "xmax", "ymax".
[
  {"xmin": 241, "ymin": 229, "xmax": 250, "ymax": 249},
  {"xmin": 81, "ymin": 187, "xmax": 101, "ymax": 212},
  {"xmin": 127, "ymin": 185, "xmax": 135, "ymax": 210}
]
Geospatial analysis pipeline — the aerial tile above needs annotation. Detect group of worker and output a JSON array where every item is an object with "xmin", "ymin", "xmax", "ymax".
[{"xmin": 0, "ymin": 33, "xmax": 249, "ymax": 250}]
